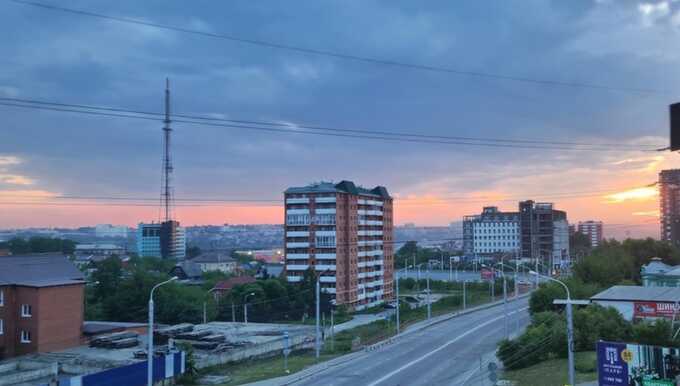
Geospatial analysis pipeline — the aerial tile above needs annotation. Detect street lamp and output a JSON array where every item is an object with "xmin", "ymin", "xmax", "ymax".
[
  {"xmin": 395, "ymin": 265, "xmax": 413, "ymax": 335},
  {"xmin": 243, "ymin": 292, "xmax": 256, "ymax": 324},
  {"xmin": 147, "ymin": 276, "xmax": 178, "ymax": 386},
  {"xmin": 315, "ymin": 270, "xmax": 333, "ymax": 360},
  {"xmin": 529, "ymin": 270, "xmax": 586, "ymax": 386},
  {"xmin": 417, "ymin": 262, "xmax": 431, "ymax": 320}
]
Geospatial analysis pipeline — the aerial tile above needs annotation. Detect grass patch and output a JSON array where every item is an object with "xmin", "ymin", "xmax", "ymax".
[
  {"xmin": 200, "ymin": 350, "xmax": 340, "ymax": 386},
  {"xmin": 188, "ymin": 291, "xmax": 499, "ymax": 386},
  {"xmin": 501, "ymin": 351, "xmax": 597, "ymax": 386}
]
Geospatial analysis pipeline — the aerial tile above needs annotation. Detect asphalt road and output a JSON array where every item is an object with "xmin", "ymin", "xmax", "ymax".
[
  {"xmin": 397, "ymin": 269, "xmax": 535, "ymax": 283},
  {"xmin": 288, "ymin": 297, "xmax": 530, "ymax": 386}
]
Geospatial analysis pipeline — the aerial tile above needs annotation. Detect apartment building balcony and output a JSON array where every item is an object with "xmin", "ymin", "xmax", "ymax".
[
  {"xmin": 286, "ymin": 208, "xmax": 310, "ymax": 215},
  {"xmin": 286, "ymin": 197, "xmax": 310, "ymax": 204},
  {"xmin": 287, "ymin": 276, "xmax": 303, "ymax": 282},
  {"xmin": 357, "ymin": 209, "xmax": 383, "ymax": 216},
  {"xmin": 315, "ymin": 264, "xmax": 336, "ymax": 271},
  {"xmin": 315, "ymin": 197, "xmax": 337, "ymax": 203},
  {"xmin": 315, "ymin": 253, "xmax": 337, "ymax": 260},
  {"xmin": 358, "ymin": 199, "xmax": 384, "ymax": 206},
  {"xmin": 315, "ymin": 208, "xmax": 336, "ymax": 214},
  {"xmin": 286, "ymin": 242, "xmax": 310, "ymax": 248},
  {"xmin": 358, "ymin": 230, "xmax": 383, "ymax": 236},
  {"xmin": 287, "ymin": 264, "xmax": 310, "ymax": 271},
  {"xmin": 286, "ymin": 253, "xmax": 310, "ymax": 259},
  {"xmin": 287, "ymin": 231, "xmax": 310, "ymax": 237}
]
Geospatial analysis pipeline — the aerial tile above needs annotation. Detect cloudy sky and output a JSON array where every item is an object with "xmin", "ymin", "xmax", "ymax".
[{"xmin": 1, "ymin": 0, "xmax": 679, "ymax": 238}]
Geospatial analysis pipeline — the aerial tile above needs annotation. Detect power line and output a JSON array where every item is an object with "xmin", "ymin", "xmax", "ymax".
[
  {"xmin": 6, "ymin": 0, "xmax": 667, "ymax": 95},
  {"xmin": 0, "ymin": 185, "xmax": 656, "ymax": 205},
  {"xmin": 0, "ymin": 101, "xmax": 663, "ymax": 152},
  {"xmin": 0, "ymin": 97, "xmax": 661, "ymax": 150}
]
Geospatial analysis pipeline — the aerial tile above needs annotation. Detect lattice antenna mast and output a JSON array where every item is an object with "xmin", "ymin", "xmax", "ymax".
[{"xmin": 162, "ymin": 78, "xmax": 174, "ymax": 222}]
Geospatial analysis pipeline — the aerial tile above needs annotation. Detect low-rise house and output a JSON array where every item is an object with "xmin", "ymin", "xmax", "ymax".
[
  {"xmin": 641, "ymin": 257, "xmax": 680, "ymax": 287},
  {"xmin": 170, "ymin": 261, "xmax": 204, "ymax": 281},
  {"xmin": 190, "ymin": 252, "xmax": 237, "ymax": 274},
  {"xmin": 74, "ymin": 243, "xmax": 125, "ymax": 257},
  {"xmin": 210, "ymin": 276, "xmax": 256, "ymax": 299},
  {"xmin": 591, "ymin": 285, "xmax": 680, "ymax": 321},
  {"xmin": 0, "ymin": 254, "xmax": 85, "ymax": 359}
]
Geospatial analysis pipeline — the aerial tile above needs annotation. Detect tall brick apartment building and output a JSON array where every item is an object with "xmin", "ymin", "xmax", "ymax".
[
  {"xmin": 0, "ymin": 254, "xmax": 85, "ymax": 359},
  {"xmin": 284, "ymin": 180, "xmax": 394, "ymax": 310}
]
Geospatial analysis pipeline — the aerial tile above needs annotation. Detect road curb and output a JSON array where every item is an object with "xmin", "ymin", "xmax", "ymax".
[{"xmin": 246, "ymin": 293, "xmax": 532, "ymax": 385}]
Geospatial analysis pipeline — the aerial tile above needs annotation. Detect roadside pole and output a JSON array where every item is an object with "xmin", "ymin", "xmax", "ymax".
[
  {"xmin": 315, "ymin": 277, "xmax": 320, "ymax": 360},
  {"xmin": 463, "ymin": 280, "xmax": 466, "ymax": 310},
  {"xmin": 396, "ymin": 270, "xmax": 401, "ymax": 334},
  {"xmin": 502, "ymin": 275, "xmax": 508, "ymax": 338},
  {"xmin": 282, "ymin": 331, "xmax": 291, "ymax": 374},
  {"xmin": 330, "ymin": 311, "xmax": 335, "ymax": 351},
  {"xmin": 532, "ymin": 270, "xmax": 589, "ymax": 386},
  {"xmin": 427, "ymin": 262, "xmax": 431, "ymax": 320}
]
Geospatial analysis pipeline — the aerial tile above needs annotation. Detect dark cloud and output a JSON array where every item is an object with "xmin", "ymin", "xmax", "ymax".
[{"xmin": 0, "ymin": 0, "xmax": 676, "ymax": 213}]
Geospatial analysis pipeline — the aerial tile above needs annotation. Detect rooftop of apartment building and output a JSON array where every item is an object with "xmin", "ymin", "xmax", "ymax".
[
  {"xmin": 0, "ymin": 254, "xmax": 84, "ymax": 287},
  {"xmin": 285, "ymin": 180, "xmax": 391, "ymax": 199}
]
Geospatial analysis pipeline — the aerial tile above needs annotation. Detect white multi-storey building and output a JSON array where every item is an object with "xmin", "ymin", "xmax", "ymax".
[
  {"xmin": 284, "ymin": 181, "xmax": 394, "ymax": 310},
  {"xmin": 464, "ymin": 207, "xmax": 520, "ymax": 258}
]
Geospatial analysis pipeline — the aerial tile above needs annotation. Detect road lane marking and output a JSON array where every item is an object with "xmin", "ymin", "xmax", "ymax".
[{"xmin": 365, "ymin": 307, "xmax": 529, "ymax": 386}]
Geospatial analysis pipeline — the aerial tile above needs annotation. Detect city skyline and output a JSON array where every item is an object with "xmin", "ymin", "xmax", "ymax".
[{"xmin": 1, "ymin": 1, "xmax": 678, "ymax": 239}]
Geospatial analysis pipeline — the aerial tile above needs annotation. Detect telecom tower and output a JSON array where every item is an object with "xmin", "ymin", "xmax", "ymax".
[
  {"xmin": 136, "ymin": 80, "xmax": 186, "ymax": 260},
  {"xmin": 162, "ymin": 78, "xmax": 174, "ymax": 222}
]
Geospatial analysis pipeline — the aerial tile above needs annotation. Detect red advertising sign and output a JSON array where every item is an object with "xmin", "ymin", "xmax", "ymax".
[
  {"xmin": 481, "ymin": 268, "xmax": 494, "ymax": 281},
  {"xmin": 633, "ymin": 301, "xmax": 678, "ymax": 319}
]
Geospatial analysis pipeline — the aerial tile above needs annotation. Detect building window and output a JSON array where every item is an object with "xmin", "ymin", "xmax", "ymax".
[
  {"xmin": 0, "ymin": 289, "xmax": 3, "ymax": 306},
  {"xmin": 21, "ymin": 304, "xmax": 32, "ymax": 317},
  {"xmin": 0, "ymin": 319, "xmax": 3, "ymax": 335},
  {"xmin": 20, "ymin": 330, "xmax": 31, "ymax": 343}
]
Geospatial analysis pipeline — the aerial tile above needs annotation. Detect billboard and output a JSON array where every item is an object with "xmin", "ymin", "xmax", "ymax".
[
  {"xmin": 633, "ymin": 302, "xmax": 679, "ymax": 319},
  {"xmin": 597, "ymin": 341, "xmax": 680, "ymax": 386},
  {"xmin": 481, "ymin": 268, "xmax": 494, "ymax": 281}
]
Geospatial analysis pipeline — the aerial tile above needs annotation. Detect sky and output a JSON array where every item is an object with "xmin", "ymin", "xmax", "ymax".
[{"xmin": 1, "ymin": 0, "xmax": 679, "ymax": 239}]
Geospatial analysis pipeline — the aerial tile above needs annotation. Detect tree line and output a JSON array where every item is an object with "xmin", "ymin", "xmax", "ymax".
[
  {"xmin": 0, "ymin": 236, "xmax": 76, "ymax": 255},
  {"xmin": 497, "ymin": 237, "xmax": 680, "ymax": 370}
]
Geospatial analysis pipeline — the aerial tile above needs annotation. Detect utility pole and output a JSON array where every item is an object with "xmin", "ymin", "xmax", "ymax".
[
  {"xmin": 463, "ymin": 280, "xmax": 467, "ymax": 310},
  {"xmin": 315, "ymin": 276, "xmax": 321, "ymax": 359},
  {"xmin": 531, "ymin": 271, "xmax": 588, "ymax": 386},
  {"xmin": 427, "ymin": 262, "xmax": 431, "ymax": 320}
]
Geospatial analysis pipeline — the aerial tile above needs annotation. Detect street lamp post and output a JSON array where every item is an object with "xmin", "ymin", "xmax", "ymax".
[
  {"xmin": 417, "ymin": 262, "xmax": 431, "ymax": 320},
  {"xmin": 529, "ymin": 270, "xmax": 587, "ymax": 386},
  {"xmin": 147, "ymin": 276, "xmax": 177, "ymax": 386},
  {"xmin": 395, "ymin": 266, "xmax": 412, "ymax": 335},
  {"xmin": 315, "ymin": 270, "xmax": 333, "ymax": 359},
  {"xmin": 243, "ymin": 292, "xmax": 255, "ymax": 324}
]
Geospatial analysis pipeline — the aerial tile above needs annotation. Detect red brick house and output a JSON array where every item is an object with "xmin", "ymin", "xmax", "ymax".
[
  {"xmin": 0, "ymin": 254, "xmax": 85, "ymax": 359},
  {"xmin": 210, "ymin": 276, "xmax": 256, "ymax": 300}
]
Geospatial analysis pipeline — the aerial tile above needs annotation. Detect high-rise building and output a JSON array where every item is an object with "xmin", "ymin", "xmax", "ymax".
[
  {"xmin": 463, "ymin": 201, "xmax": 569, "ymax": 269},
  {"xmin": 577, "ymin": 221, "xmax": 603, "ymax": 247},
  {"xmin": 137, "ymin": 221, "xmax": 186, "ymax": 259},
  {"xmin": 284, "ymin": 181, "xmax": 394, "ymax": 310},
  {"xmin": 660, "ymin": 169, "xmax": 680, "ymax": 249}
]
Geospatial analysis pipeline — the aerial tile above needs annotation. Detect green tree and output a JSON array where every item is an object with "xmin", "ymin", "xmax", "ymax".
[
  {"xmin": 529, "ymin": 278, "xmax": 599, "ymax": 315},
  {"xmin": 91, "ymin": 256, "xmax": 123, "ymax": 301},
  {"xmin": 570, "ymin": 231, "xmax": 592, "ymax": 258}
]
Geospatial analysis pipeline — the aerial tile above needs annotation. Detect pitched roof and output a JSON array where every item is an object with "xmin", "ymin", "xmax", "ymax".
[
  {"xmin": 591, "ymin": 285, "xmax": 680, "ymax": 303},
  {"xmin": 212, "ymin": 276, "xmax": 256, "ymax": 291},
  {"xmin": 641, "ymin": 258, "xmax": 674, "ymax": 275},
  {"xmin": 0, "ymin": 254, "xmax": 85, "ymax": 287},
  {"xmin": 171, "ymin": 261, "xmax": 203, "ymax": 279},
  {"xmin": 190, "ymin": 252, "xmax": 235, "ymax": 264}
]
